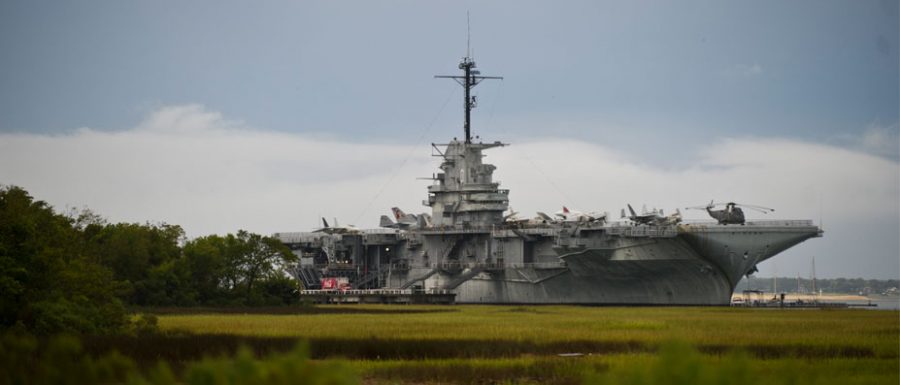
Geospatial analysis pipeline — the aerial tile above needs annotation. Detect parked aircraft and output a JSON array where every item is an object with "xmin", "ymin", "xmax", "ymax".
[
  {"xmin": 502, "ymin": 208, "xmax": 548, "ymax": 225},
  {"xmin": 620, "ymin": 204, "xmax": 682, "ymax": 226},
  {"xmin": 554, "ymin": 206, "xmax": 607, "ymax": 223},
  {"xmin": 313, "ymin": 217, "xmax": 360, "ymax": 234},
  {"xmin": 382, "ymin": 208, "xmax": 432, "ymax": 229},
  {"xmin": 621, "ymin": 204, "xmax": 662, "ymax": 225},
  {"xmin": 380, "ymin": 215, "xmax": 413, "ymax": 229},
  {"xmin": 391, "ymin": 207, "xmax": 418, "ymax": 225},
  {"xmin": 686, "ymin": 201, "xmax": 773, "ymax": 225}
]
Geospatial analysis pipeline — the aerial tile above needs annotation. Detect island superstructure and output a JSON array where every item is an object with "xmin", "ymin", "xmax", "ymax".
[{"xmin": 274, "ymin": 54, "xmax": 822, "ymax": 305}]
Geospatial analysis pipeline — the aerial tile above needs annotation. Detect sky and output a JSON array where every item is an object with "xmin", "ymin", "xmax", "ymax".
[{"xmin": 0, "ymin": 1, "xmax": 898, "ymax": 279}]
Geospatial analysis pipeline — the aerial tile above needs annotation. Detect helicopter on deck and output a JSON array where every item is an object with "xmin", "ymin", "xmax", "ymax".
[{"xmin": 686, "ymin": 201, "xmax": 774, "ymax": 225}]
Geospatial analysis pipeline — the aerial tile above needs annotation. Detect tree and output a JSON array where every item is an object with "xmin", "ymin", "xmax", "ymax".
[
  {"xmin": 180, "ymin": 231, "xmax": 298, "ymax": 305},
  {"xmin": 1, "ymin": 185, "xmax": 302, "ymax": 323},
  {"xmin": 0, "ymin": 185, "xmax": 127, "ymax": 334},
  {"xmin": 181, "ymin": 235, "xmax": 228, "ymax": 304},
  {"xmin": 222, "ymin": 230, "xmax": 297, "ymax": 305},
  {"xmin": 82, "ymin": 222, "xmax": 184, "ymax": 305}
]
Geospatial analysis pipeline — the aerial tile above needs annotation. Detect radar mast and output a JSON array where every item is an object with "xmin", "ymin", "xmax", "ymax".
[{"xmin": 434, "ymin": 15, "xmax": 502, "ymax": 144}]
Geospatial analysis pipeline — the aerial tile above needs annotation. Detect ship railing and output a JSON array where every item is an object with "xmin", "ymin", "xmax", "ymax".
[
  {"xmin": 389, "ymin": 262, "xmax": 411, "ymax": 270},
  {"xmin": 405, "ymin": 261, "xmax": 567, "ymax": 270},
  {"xmin": 273, "ymin": 232, "xmax": 324, "ymax": 244},
  {"xmin": 606, "ymin": 226, "xmax": 678, "ymax": 238},
  {"xmin": 300, "ymin": 288, "xmax": 453, "ymax": 296},
  {"xmin": 491, "ymin": 227, "xmax": 562, "ymax": 237},
  {"xmin": 501, "ymin": 262, "xmax": 568, "ymax": 269},
  {"xmin": 743, "ymin": 220, "xmax": 815, "ymax": 227},
  {"xmin": 680, "ymin": 220, "xmax": 815, "ymax": 227},
  {"xmin": 360, "ymin": 228, "xmax": 402, "ymax": 234},
  {"xmin": 679, "ymin": 220, "xmax": 720, "ymax": 225},
  {"xmin": 274, "ymin": 230, "xmax": 399, "ymax": 243},
  {"xmin": 418, "ymin": 227, "xmax": 493, "ymax": 234}
]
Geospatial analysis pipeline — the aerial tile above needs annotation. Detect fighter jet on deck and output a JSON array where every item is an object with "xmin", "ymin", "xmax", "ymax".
[{"xmin": 313, "ymin": 217, "xmax": 360, "ymax": 234}]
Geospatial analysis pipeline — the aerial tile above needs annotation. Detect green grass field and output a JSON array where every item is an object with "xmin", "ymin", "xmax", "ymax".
[{"xmin": 96, "ymin": 305, "xmax": 896, "ymax": 384}]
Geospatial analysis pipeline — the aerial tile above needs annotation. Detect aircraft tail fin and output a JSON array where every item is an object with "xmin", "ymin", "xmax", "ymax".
[
  {"xmin": 380, "ymin": 215, "xmax": 395, "ymax": 228},
  {"xmin": 322, "ymin": 217, "xmax": 330, "ymax": 228},
  {"xmin": 627, "ymin": 204, "xmax": 637, "ymax": 217}
]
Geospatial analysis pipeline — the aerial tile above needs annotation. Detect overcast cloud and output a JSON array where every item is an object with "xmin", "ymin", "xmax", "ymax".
[
  {"xmin": 0, "ymin": 1, "xmax": 897, "ymax": 280},
  {"xmin": 0, "ymin": 105, "xmax": 896, "ymax": 279}
]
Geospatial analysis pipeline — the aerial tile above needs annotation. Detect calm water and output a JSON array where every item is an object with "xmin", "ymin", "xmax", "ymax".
[{"xmin": 845, "ymin": 298, "xmax": 900, "ymax": 310}]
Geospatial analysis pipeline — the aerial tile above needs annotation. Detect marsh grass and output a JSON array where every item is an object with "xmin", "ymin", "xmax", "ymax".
[
  {"xmin": 135, "ymin": 306, "xmax": 457, "ymax": 315},
  {"xmin": 81, "ymin": 334, "xmax": 879, "ymax": 366},
  {"xmin": 66, "ymin": 306, "xmax": 900, "ymax": 384},
  {"xmin": 154, "ymin": 305, "xmax": 899, "ymax": 358},
  {"xmin": 350, "ymin": 349, "xmax": 899, "ymax": 385},
  {"xmin": 82, "ymin": 334, "xmax": 650, "ymax": 364}
]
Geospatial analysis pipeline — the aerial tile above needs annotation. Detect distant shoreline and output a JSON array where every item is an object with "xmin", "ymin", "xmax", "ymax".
[{"xmin": 731, "ymin": 293, "xmax": 896, "ymax": 302}]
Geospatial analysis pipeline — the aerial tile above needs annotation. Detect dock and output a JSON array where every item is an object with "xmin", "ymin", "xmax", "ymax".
[
  {"xmin": 300, "ymin": 289, "xmax": 456, "ymax": 304},
  {"xmin": 731, "ymin": 290, "xmax": 878, "ymax": 309}
]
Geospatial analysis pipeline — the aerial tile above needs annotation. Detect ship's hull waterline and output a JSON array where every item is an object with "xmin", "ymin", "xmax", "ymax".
[
  {"xmin": 280, "ymin": 221, "xmax": 822, "ymax": 305},
  {"xmin": 385, "ymin": 222, "xmax": 822, "ymax": 305}
]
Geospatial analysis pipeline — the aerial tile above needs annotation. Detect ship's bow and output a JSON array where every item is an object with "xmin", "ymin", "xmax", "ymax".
[{"xmin": 679, "ymin": 220, "xmax": 823, "ymax": 288}]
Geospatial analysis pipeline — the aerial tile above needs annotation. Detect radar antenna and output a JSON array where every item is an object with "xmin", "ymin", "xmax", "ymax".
[
  {"xmin": 467, "ymin": 11, "xmax": 471, "ymax": 59},
  {"xmin": 435, "ymin": 14, "xmax": 502, "ymax": 144}
]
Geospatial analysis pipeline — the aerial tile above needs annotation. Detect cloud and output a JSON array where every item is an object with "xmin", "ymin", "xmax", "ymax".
[
  {"xmin": 742, "ymin": 63, "xmax": 763, "ymax": 76},
  {"xmin": 495, "ymin": 137, "xmax": 898, "ymax": 221},
  {"xmin": 0, "ymin": 105, "xmax": 897, "ymax": 278},
  {"xmin": 858, "ymin": 121, "xmax": 899, "ymax": 158},
  {"xmin": 725, "ymin": 63, "xmax": 763, "ymax": 77},
  {"xmin": 133, "ymin": 104, "xmax": 243, "ymax": 134}
]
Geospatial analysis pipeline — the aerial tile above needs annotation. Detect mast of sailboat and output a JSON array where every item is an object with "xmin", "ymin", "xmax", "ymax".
[
  {"xmin": 811, "ymin": 256, "xmax": 818, "ymax": 302},
  {"xmin": 773, "ymin": 262, "xmax": 778, "ymax": 294}
]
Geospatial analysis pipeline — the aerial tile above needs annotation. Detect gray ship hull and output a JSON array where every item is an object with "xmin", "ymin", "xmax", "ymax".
[
  {"xmin": 441, "ymin": 262, "xmax": 732, "ymax": 304},
  {"xmin": 280, "ymin": 221, "xmax": 822, "ymax": 305},
  {"xmin": 398, "ymin": 221, "xmax": 821, "ymax": 305}
]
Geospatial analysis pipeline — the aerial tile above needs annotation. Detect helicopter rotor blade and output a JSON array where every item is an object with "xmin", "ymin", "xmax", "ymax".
[
  {"xmin": 685, "ymin": 201, "xmax": 722, "ymax": 210},
  {"xmin": 732, "ymin": 203, "xmax": 775, "ymax": 212},
  {"xmin": 741, "ymin": 206, "xmax": 774, "ymax": 214}
]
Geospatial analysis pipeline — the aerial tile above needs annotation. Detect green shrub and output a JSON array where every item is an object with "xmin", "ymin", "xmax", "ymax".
[
  {"xmin": 129, "ymin": 314, "xmax": 159, "ymax": 337},
  {"xmin": 0, "ymin": 332, "xmax": 358, "ymax": 385},
  {"xmin": 0, "ymin": 333, "xmax": 135, "ymax": 385},
  {"xmin": 184, "ymin": 344, "xmax": 358, "ymax": 385},
  {"xmin": 583, "ymin": 341, "xmax": 758, "ymax": 385}
]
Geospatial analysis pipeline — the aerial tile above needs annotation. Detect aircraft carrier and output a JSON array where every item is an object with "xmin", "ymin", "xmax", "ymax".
[{"xmin": 275, "ymin": 54, "xmax": 823, "ymax": 305}]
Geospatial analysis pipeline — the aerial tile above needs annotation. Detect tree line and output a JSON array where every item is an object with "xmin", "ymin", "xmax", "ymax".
[
  {"xmin": 737, "ymin": 276, "xmax": 899, "ymax": 295},
  {"xmin": 0, "ymin": 185, "xmax": 298, "ymax": 335}
]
